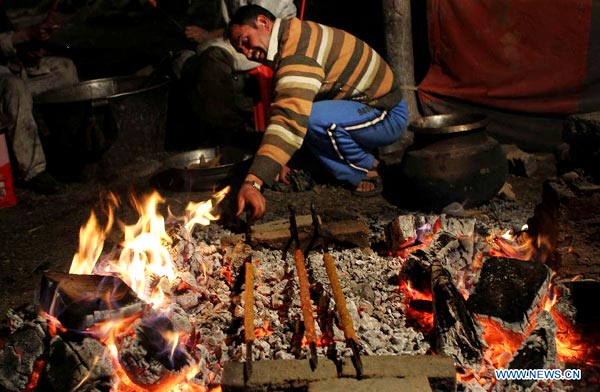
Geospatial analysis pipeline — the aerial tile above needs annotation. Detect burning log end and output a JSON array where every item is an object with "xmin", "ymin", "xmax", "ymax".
[
  {"xmin": 496, "ymin": 311, "xmax": 558, "ymax": 391},
  {"xmin": 431, "ymin": 260, "xmax": 487, "ymax": 371},
  {"xmin": 39, "ymin": 271, "xmax": 146, "ymax": 330}
]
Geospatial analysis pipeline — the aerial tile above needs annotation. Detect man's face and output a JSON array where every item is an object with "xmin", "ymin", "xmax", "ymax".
[{"xmin": 229, "ymin": 16, "xmax": 272, "ymax": 63}]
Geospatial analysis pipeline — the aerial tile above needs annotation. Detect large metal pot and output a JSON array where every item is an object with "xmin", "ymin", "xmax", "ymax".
[
  {"xmin": 34, "ymin": 75, "xmax": 170, "ymax": 180},
  {"xmin": 396, "ymin": 113, "xmax": 508, "ymax": 211}
]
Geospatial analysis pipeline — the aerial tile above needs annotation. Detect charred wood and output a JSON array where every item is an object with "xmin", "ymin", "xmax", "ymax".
[
  {"xmin": 39, "ymin": 272, "xmax": 146, "ymax": 330},
  {"xmin": 0, "ymin": 321, "xmax": 46, "ymax": 392},
  {"xmin": 495, "ymin": 311, "xmax": 558, "ymax": 391},
  {"xmin": 467, "ymin": 258, "xmax": 552, "ymax": 333},
  {"xmin": 221, "ymin": 217, "xmax": 370, "ymax": 250},
  {"xmin": 385, "ymin": 213, "xmax": 475, "ymax": 252},
  {"xmin": 44, "ymin": 335, "xmax": 113, "ymax": 392},
  {"xmin": 431, "ymin": 260, "xmax": 486, "ymax": 373},
  {"xmin": 557, "ymin": 280, "xmax": 600, "ymax": 324}
]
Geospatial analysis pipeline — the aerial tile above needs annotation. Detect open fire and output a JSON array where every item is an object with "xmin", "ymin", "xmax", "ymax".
[
  {"xmin": 1, "ymin": 183, "xmax": 599, "ymax": 391},
  {"xmin": 37, "ymin": 188, "xmax": 230, "ymax": 392},
  {"xmin": 396, "ymin": 219, "xmax": 600, "ymax": 390}
]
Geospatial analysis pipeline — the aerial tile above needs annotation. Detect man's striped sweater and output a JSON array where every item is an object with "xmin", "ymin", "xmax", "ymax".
[{"xmin": 250, "ymin": 17, "xmax": 403, "ymax": 186}]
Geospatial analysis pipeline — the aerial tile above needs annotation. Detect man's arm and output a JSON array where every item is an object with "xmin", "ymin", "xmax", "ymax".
[{"xmin": 248, "ymin": 54, "xmax": 324, "ymax": 187}]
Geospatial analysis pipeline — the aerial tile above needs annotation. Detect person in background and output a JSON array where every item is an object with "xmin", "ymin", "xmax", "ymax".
[
  {"xmin": 147, "ymin": 0, "xmax": 296, "ymax": 146},
  {"xmin": 0, "ymin": 3, "xmax": 79, "ymax": 194},
  {"xmin": 227, "ymin": 5, "xmax": 409, "ymax": 219}
]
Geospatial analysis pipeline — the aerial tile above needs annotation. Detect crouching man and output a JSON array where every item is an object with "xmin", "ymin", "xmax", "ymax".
[{"xmin": 227, "ymin": 5, "xmax": 408, "ymax": 219}]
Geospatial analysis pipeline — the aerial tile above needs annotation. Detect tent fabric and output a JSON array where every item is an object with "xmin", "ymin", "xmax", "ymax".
[{"xmin": 417, "ymin": 0, "xmax": 600, "ymax": 151}]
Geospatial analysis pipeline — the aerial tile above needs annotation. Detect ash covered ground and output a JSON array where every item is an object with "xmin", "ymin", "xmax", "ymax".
[{"xmin": 0, "ymin": 152, "xmax": 555, "ymax": 321}]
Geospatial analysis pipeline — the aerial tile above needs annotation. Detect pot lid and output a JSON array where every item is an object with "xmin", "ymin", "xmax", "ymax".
[{"xmin": 409, "ymin": 113, "xmax": 488, "ymax": 134}]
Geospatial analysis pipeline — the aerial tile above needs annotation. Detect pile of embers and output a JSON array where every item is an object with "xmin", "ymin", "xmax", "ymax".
[{"xmin": 0, "ymin": 181, "xmax": 599, "ymax": 392}]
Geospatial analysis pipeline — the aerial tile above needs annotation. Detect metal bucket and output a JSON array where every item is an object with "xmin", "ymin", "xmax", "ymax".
[{"xmin": 34, "ymin": 75, "xmax": 170, "ymax": 180}]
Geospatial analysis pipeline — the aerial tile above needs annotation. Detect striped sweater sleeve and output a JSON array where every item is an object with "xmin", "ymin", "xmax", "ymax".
[{"xmin": 249, "ymin": 55, "xmax": 324, "ymax": 186}]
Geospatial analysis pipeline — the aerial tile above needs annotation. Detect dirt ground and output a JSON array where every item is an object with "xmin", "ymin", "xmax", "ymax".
[{"xmin": 0, "ymin": 150, "xmax": 556, "ymax": 319}]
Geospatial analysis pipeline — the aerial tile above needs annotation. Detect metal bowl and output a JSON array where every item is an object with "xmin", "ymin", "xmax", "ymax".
[
  {"xmin": 408, "ymin": 113, "xmax": 488, "ymax": 134},
  {"xmin": 151, "ymin": 147, "xmax": 253, "ymax": 191}
]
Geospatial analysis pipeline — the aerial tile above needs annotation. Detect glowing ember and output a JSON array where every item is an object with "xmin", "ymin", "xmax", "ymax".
[
  {"xmin": 549, "ymin": 288, "xmax": 600, "ymax": 367},
  {"xmin": 254, "ymin": 320, "xmax": 273, "ymax": 339},
  {"xmin": 23, "ymin": 359, "xmax": 45, "ymax": 392},
  {"xmin": 398, "ymin": 280, "xmax": 434, "ymax": 334},
  {"xmin": 478, "ymin": 317, "xmax": 526, "ymax": 370}
]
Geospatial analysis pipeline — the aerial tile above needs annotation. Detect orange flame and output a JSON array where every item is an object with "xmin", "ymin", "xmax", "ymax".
[
  {"xmin": 488, "ymin": 231, "xmax": 535, "ymax": 260},
  {"xmin": 68, "ymin": 187, "xmax": 229, "ymax": 308},
  {"xmin": 23, "ymin": 359, "xmax": 45, "ymax": 392},
  {"xmin": 70, "ymin": 192, "xmax": 119, "ymax": 275}
]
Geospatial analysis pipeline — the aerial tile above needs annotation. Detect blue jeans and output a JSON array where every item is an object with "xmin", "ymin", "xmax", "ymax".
[{"xmin": 304, "ymin": 99, "xmax": 408, "ymax": 186}]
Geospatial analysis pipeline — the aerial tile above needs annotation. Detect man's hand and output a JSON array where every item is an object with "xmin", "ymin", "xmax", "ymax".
[
  {"xmin": 237, "ymin": 176, "xmax": 266, "ymax": 220},
  {"xmin": 274, "ymin": 165, "xmax": 292, "ymax": 185},
  {"xmin": 147, "ymin": 0, "xmax": 158, "ymax": 7}
]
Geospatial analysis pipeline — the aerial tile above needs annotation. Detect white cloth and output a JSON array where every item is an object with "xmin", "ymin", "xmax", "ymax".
[{"xmin": 221, "ymin": 0, "xmax": 297, "ymax": 24}]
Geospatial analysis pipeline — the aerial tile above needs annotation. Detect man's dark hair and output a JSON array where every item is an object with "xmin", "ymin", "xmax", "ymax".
[{"xmin": 226, "ymin": 5, "xmax": 276, "ymax": 37}]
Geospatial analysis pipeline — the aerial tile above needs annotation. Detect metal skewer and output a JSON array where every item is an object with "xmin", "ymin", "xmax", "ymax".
[
  {"xmin": 243, "ymin": 215, "xmax": 255, "ymax": 383},
  {"xmin": 288, "ymin": 204, "xmax": 318, "ymax": 371},
  {"xmin": 310, "ymin": 205, "xmax": 363, "ymax": 379},
  {"xmin": 243, "ymin": 255, "xmax": 255, "ymax": 383}
]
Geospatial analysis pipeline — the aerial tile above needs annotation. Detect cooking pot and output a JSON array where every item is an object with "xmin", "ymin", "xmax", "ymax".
[
  {"xmin": 395, "ymin": 113, "xmax": 507, "ymax": 211},
  {"xmin": 151, "ymin": 147, "xmax": 253, "ymax": 192},
  {"xmin": 34, "ymin": 75, "xmax": 170, "ymax": 180}
]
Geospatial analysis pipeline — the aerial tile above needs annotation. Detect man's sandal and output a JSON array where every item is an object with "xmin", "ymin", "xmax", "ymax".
[{"xmin": 351, "ymin": 175, "xmax": 383, "ymax": 197}]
